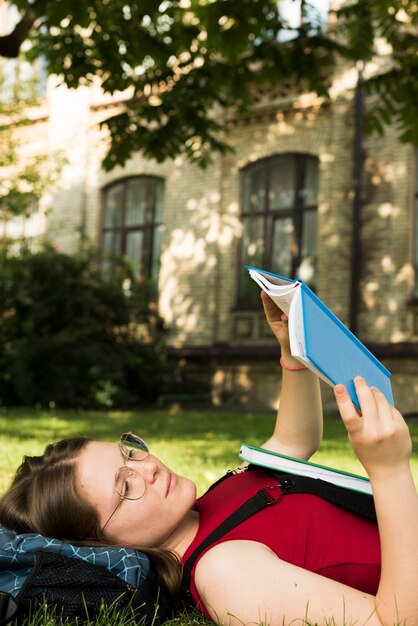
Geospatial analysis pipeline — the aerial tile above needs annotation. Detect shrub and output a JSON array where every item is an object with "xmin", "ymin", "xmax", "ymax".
[{"xmin": 0, "ymin": 244, "xmax": 170, "ymax": 408}]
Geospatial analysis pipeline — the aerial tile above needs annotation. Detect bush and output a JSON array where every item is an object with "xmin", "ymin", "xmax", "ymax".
[{"xmin": 0, "ymin": 244, "xmax": 170, "ymax": 408}]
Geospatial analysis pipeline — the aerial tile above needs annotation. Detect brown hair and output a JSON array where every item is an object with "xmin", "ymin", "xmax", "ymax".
[{"xmin": 0, "ymin": 437, "xmax": 182, "ymax": 597}]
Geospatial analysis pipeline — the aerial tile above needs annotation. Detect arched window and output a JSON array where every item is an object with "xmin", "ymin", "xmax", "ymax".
[
  {"xmin": 101, "ymin": 176, "xmax": 164, "ymax": 282},
  {"xmin": 238, "ymin": 154, "xmax": 319, "ymax": 304}
]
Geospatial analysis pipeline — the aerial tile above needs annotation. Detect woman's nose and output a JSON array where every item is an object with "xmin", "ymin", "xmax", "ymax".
[{"xmin": 134, "ymin": 456, "xmax": 158, "ymax": 483}]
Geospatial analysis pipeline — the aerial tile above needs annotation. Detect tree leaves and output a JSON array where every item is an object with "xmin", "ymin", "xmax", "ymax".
[{"xmin": 0, "ymin": 0, "xmax": 417, "ymax": 169}]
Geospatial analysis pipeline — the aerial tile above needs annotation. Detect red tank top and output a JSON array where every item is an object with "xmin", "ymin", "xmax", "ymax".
[{"xmin": 182, "ymin": 468, "xmax": 381, "ymax": 619}]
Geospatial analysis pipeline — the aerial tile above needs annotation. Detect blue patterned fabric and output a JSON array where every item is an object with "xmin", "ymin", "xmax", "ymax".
[{"xmin": 0, "ymin": 527, "xmax": 150, "ymax": 598}]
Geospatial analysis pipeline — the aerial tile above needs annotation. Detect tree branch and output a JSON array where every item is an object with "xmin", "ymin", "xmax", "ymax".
[{"xmin": 0, "ymin": 0, "xmax": 47, "ymax": 58}]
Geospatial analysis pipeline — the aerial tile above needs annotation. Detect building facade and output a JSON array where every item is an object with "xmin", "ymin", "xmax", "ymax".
[{"xmin": 2, "ymin": 46, "xmax": 418, "ymax": 415}]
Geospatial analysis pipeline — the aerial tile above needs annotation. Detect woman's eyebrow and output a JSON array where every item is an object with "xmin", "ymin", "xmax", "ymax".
[{"xmin": 111, "ymin": 447, "xmax": 125, "ymax": 489}]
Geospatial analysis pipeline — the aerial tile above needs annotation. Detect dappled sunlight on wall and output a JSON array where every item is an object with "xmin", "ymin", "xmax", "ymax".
[
  {"xmin": 226, "ymin": 99, "xmax": 327, "ymax": 173},
  {"xmin": 212, "ymin": 364, "xmax": 279, "ymax": 410},
  {"xmin": 269, "ymin": 112, "xmax": 295, "ymax": 137},
  {"xmin": 159, "ymin": 180, "xmax": 242, "ymax": 345},
  {"xmin": 396, "ymin": 263, "xmax": 414, "ymax": 287},
  {"xmin": 159, "ymin": 226, "xmax": 215, "ymax": 337},
  {"xmin": 348, "ymin": 137, "xmax": 414, "ymax": 344},
  {"xmin": 378, "ymin": 202, "xmax": 398, "ymax": 219}
]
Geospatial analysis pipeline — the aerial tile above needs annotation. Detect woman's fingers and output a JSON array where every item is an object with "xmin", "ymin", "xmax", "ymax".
[
  {"xmin": 260, "ymin": 291, "xmax": 283, "ymax": 319},
  {"xmin": 334, "ymin": 383, "xmax": 364, "ymax": 434},
  {"xmin": 260, "ymin": 292, "xmax": 288, "ymax": 341},
  {"xmin": 336, "ymin": 378, "xmax": 413, "ymax": 474},
  {"xmin": 356, "ymin": 379, "xmax": 396, "ymax": 431}
]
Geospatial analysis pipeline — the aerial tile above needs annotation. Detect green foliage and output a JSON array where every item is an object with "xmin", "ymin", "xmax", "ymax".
[
  {"xmin": 0, "ymin": 244, "xmax": 171, "ymax": 408},
  {"xmin": 0, "ymin": 70, "xmax": 64, "ymax": 222},
  {"xmin": 0, "ymin": 1, "xmax": 349, "ymax": 167},
  {"xmin": 335, "ymin": 0, "xmax": 418, "ymax": 144},
  {"xmin": 0, "ymin": 1, "xmax": 417, "ymax": 169}
]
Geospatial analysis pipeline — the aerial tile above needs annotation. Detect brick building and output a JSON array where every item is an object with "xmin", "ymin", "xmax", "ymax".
[{"xmin": 2, "ymin": 13, "xmax": 418, "ymax": 414}]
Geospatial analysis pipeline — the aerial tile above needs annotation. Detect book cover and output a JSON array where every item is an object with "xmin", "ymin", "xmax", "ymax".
[
  {"xmin": 245, "ymin": 265, "xmax": 393, "ymax": 409},
  {"xmin": 239, "ymin": 443, "xmax": 373, "ymax": 495}
]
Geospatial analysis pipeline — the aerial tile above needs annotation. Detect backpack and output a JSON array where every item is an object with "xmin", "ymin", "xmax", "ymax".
[
  {"xmin": 0, "ymin": 527, "xmax": 174, "ymax": 625},
  {"xmin": 182, "ymin": 467, "xmax": 377, "ymax": 603}
]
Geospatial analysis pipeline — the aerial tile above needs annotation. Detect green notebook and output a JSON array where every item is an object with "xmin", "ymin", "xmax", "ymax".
[{"xmin": 239, "ymin": 443, "xmax": 373, "ymax": 495}]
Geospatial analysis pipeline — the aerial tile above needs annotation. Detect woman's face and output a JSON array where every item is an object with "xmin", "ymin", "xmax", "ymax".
[{"xmin": 76, "ymin": 440, "xmax": 197, "ymax": 549}]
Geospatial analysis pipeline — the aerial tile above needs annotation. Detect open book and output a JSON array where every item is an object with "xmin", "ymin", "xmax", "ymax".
[
  {"xmin": 239, "ymin": 443, "xmax": 373, "ymax": 495},
  {"xmin": 246, "ymin": 266, "xmax": 393, "ymax": 409}
]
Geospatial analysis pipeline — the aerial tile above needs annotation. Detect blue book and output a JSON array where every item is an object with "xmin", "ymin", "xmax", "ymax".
[{"xmin": 246, "ymin": 266, "xmax": 393, "ymax": 409}]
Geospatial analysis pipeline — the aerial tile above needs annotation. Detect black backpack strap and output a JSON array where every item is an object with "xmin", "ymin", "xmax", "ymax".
[
  {"xmin": 0, "ymin": 592, "xmax": 18, "ymax": 626},
  {"xmin": 266, "ymin": 471, "xmax": 376, "ymax": 522},
  {"xmin": 182, "ymin": 480, "xmax": 284, "ymax": 603}
]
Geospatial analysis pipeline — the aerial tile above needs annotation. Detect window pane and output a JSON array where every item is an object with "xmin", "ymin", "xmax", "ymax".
[
  {"xmin": 271, "ymin": 218, "xmax": 293, "ymax": 276},
  {"xmin": 269, "ymin": 157, "xmax": 295, "ymax": 210},
  {"xmin": 153, "ymin": 179, "xmax": 164, "ymax": 222},
  {"xmin": 298, "ymin": 210, "xmax": 317, "ymax": 284},
  {"xmin": 126, "ymin": 230, "xmax": 144, "ymax": 277},
  {"xmin": 126, "ymin": 179, "xmax": 147, "ymax": 227},
  {"xmin": 102, "ymin": 230, "xmax": 121, "ymax": 257},
  {"xmin": 299, "ymin": 158, "xmax": 319, "ymax": 206},
  {"xmin": 101, "ymin": 231, "xmax": 121, "ymax": 276},
  {"xmin": 243, "ymin": 165, "xmax": 266, "ymax": 213},
  {"xmin": 104, "ymin": 184, "xmax": 123, "ymax": 228},
  {"xmin": 238, "ymin": 216, "xmax": 264, "ymax": 301},
  {"xmin": 151, "ymin": 224, "xmax": 164, "ymax": 279},
  {"xmin": 278, "ymin": 0, "xmax": 329, "ymax": 42},
  {"xmin": 241, "ymin": 216, "xmax": 264, "ymax": 265}
]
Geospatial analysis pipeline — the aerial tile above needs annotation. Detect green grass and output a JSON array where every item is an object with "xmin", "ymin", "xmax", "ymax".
[
  {"xmin": 1, "ymin": 405, "xmax": 418, "ymax": 625},
  {"xmin": 2, "ymin": 405, "xmax": 418, "ymax": 495}
]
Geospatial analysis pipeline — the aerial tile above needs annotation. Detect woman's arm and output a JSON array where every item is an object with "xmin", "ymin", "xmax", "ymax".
[
  {"xmin": 196, "ymin": 540, "xmax": 382, "ymax": 626},
  {"xmin": 196, "ymin": 379, "xmax": 418, "ymax": 626},
  {"xmin": 259, "ymin": 291, "xmax": 322, "ymax": 460},
  {"xmin": 334, "ymin": 377, "xmax": 418, "ymax": 626}
]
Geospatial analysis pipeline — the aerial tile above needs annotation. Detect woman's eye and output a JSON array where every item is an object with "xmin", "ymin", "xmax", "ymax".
[{"xmin": 122, "ymin": 481, "xmax": 130, "ymax": 496}]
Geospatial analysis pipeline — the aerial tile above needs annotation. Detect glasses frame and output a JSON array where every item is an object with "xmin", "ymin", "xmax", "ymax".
[{"xmin": 101, "ymin": 432, "xmax": 150, "ymax": 532}]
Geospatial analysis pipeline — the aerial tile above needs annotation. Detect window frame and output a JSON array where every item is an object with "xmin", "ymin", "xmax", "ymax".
[
  {"xmin": 100, "ymin": 175, "xmax": 164, "ymax": 281},
  {"xmin": 237, "ymin": 153, "xmax": 319, "ymax": 307}
]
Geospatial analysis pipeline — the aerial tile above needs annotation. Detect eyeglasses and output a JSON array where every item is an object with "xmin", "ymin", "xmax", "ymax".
[{"xmin": 101, "ymin": 432, "xmax": 150, "ymax": 531}]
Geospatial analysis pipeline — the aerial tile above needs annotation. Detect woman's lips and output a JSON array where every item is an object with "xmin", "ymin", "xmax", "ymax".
[{"xmin": 167, "ymin": 472, "xmax": 177, "ymax": 496}]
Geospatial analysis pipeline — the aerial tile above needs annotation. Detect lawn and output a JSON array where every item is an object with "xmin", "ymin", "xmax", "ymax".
[
  {"xmin": 2, "ymin": 405, "xmax": 418, "ymax": 495},
  {"xmin": 1, "ymin": 405, "xmax": 418, "ymax": 625}
]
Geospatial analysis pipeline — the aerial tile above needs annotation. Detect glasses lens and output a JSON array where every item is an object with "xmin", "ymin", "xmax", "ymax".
[
  {"xmin": 115, "ymin": 466, "xmax": 146, "ymax": 501},
  {"xmin": 120, "ymin": 432, "xmax": 149, "ymax": 461}
]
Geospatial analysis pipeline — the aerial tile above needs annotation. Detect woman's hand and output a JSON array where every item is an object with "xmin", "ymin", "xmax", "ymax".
[
  {"xmin": 334, "ymin": 377, "xmax": 412, "ymax": 481},
  {"xmin": 259, "ymin": 290, "xmax": 322, "ymax": 462},
  {"xmin": 261, "ymin": 290, "xmax": 303, "ymax": 368},
  {"xmin": 260, "ymin": 291, "xmax": 296, "ymax": 361}
]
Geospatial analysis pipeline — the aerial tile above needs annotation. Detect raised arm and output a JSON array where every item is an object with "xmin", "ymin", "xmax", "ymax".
[
  {"xmin": 259, "ymin": 291, "xmax": 322, "ymax": 460},
  {"xmin": 334, "ymin": 377, "xmax": 418, "ymax": 626},
  {"xmin": 196, "ymin": 378, "xmax": 418, "ymax": 626}
]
